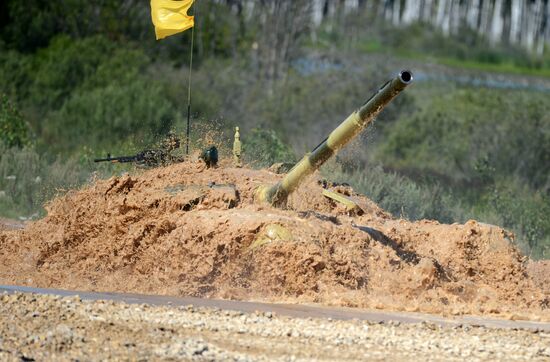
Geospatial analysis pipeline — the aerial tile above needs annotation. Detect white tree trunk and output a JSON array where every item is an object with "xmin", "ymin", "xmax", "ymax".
[
  {"xmin": 450, "ymin": 0, "xmax": 461, "ymax": 34},
  {"xmin": 489, "ymin": 0, "xmax": 504, "ymax": 44},
  {"xmin": 436, "ymin": 0, "xmax": 449, "ymax": 32},
  {"xmin": 479, "ymin": 0, "xmax": 493, "ymax": 35},
  {"xmin": 422, "ymin": 0, "xmax": 434, "ymax": 21},
  {"xmin": 524, "ymin": 0, "xmax": 542, "ymax": 51},
  {"xmin": 312, "ymin": 0, "xmax": 325, "ymax": 26},
  {"xmin": 509, "ymin": 0, "xmax": 522, "ymax": 43},
  {"xmin": 343, "ymin": 0, "xmax": 360, "ymax": 14},
  {"xmin": 402, "ymin": 0, "xmax": 420, "ymax": 24},
  {"xmin": 532, "ymin": 0, "xmax": 545, "ymax": 54},
  {"xmin": 300, "ymin": 0, "xmax": 550, "ymax": 54},
  {"xmin": 392, "ymin": 0, "xmax": 402, "ymax": 26},
  {"xmin": 466, "ymin": 0, "xmax": 480, "ymax": 29},
  {"xmin": 441, "ymin": 0, "xmax": 452, "ymax": 35}
]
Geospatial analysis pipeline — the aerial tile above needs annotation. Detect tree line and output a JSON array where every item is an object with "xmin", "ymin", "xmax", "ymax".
[{"xmin": 215, "ymin": 0, "xmax": 550, "ymax": 55}]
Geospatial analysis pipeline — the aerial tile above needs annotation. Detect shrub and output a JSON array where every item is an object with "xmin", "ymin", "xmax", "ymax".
[
  {"xmin": 244, "ymin": 128, "xmax": 296, "ymax": 168},
  {"xmin": 323, "ymin": 163, "xmax": 458, "ymax": 222},
  {"xmin": 0, "ymin": 94, "xmax": 30, "ymax": 147},
  {"xmin": 378, "ymin": 88, "xmax": 550, "ymax": 191},
  {"xmin": 42, "ymin": 79, "xmax": 179, "ymax": 154},
  {"xmin": 323, "ymin": 163, "xmax": 550, "ymax": 259}
]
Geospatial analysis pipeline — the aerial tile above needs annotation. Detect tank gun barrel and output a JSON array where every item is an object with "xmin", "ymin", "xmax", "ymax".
[{"xmin": 257, "ymin": 70, "xmax": 413, "ymax": 206}]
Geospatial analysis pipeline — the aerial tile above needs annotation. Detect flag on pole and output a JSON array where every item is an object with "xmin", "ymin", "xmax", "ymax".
[{"xmin": 150, "ymin": 0, "xmax": 195, "ymax": 40}]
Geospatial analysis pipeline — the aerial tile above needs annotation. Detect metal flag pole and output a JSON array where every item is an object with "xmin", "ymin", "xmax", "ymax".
[{"xmin": 185, "ymin": 3, "xmax": 196, "ymax": 155}]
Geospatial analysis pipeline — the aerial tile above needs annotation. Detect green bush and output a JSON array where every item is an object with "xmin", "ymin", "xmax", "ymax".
[
  {"xmin": 29, "ymin": 35, "xmax": 149, "ymax": 110},
  {"xmin": 324, "ymin": 163, "xmax": 550, "ymax": 259},
  {"xmin": 1, "ymin": 0, "xmax": 151, "ymax": 53},
  {"xmin": 476, "ymin": 181, "xmax": 550, "ymax": 258},
  {"xmin": 243, "ymin": 128, "xmax": 296, "ymax": 168},
  {"xmin": 0, "ymin": 35, "xmax": 182, "ymax": 155},
  {"xmin": 42, "ymin": 79, "xmax": 179, "ymax": 154},
  {"xmin": 358, "ymin": 21, "xmax": 547, "ymax": 72},
  {"xmin": 0, "ymin": 50, "xmax": 33, "ymax": 102},
  {"xmin": 324, "ymin": 163, "xmax": 457, "ymax": 222},
  {"xmin": 0, "ymin": 94, "xmax": 30, "ymax": 147},
  {"xmin": 378, "ymin": 88, "xmax": 550, "ymax": 191}
]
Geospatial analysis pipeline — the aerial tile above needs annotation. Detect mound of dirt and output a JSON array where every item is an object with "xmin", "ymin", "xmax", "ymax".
[
  {"xmin": 528, "ymin": 261, "xmax": 550, "ymax": 295},
  {"xmin": 0, "ymin": 161, "xmax": 548, "ymax": 320}
]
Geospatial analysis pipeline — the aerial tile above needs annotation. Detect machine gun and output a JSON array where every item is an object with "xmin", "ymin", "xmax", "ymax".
[
  {"xmin": 93, "ymin": 149, "xmax": 172, "ymax": 167},
  {"xmin": 94, "ymin": 134, "xmax": 182, "ymax": 167}
]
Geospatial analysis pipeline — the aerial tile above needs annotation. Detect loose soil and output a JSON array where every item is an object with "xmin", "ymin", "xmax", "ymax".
[
  {"xmin": 528, "ymin": 261, "xmax": 550, "ymax": 295},
  {"xmin": 0, "ymin": 161, "xmax": 548, "ymax": 320}
]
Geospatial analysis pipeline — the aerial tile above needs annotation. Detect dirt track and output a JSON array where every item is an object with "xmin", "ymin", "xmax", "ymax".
[
  {"xmin": 4, "ymin": 285, "xmax": 550, "ymax": 332},
  {"xmin": 2, "ymin": 291, "xmax": 550, "ymax": 361}
]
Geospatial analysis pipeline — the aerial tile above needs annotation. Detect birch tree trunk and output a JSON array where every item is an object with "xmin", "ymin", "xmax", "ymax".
[
  {"xmin": 402, "ymin": 0, "xmax": 419, "ymax": 25},
  {"xmin": 422, "ymin": 0, "xmax": 434, "ymax": 22},
  {"xmin": 509, "ymin": 0, "xmax": 522, "ymax": 43},
  {"xmin": 468, "ymin": 0, "xmax": 481, "ymax": 29},
  {"xmin": 392, "ymin": 0, "xmax": 401, "ymax": 26},
  {"xmin": 450, "ymin": 0, "xmax": 461, "ymax": 34},
  {"xmin": 489, "ymin": 0, "xmax": 504, "ymax": 44},
  {"xmin": 441, "ymin": 0, "xmax": 452, "ymax": 35},
  {"xmin": 259, "ymin": 0, "xmax": 550, "ymax": 54}
]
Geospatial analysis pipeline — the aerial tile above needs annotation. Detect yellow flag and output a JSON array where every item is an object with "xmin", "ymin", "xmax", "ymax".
[{"xmin": 151, "ymin": 0, "xmax": 195, "ymax": 40}]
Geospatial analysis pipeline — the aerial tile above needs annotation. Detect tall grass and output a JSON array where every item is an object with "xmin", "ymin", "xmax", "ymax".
[
  {"xmin": 0, "ymin": 145, "xmax": 95, "ymax": 219},
  {"xmin": 322, "ymin": 163, "xmax": 549, "ymax": 259}
]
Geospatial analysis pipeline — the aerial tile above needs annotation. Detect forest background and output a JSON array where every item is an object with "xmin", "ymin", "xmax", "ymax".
[{"xmin": 0, "ymin": 0, "xmax": 549, "ymax": 258}]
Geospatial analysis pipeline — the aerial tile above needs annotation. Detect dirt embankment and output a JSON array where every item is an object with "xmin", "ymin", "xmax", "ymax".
[
  {"xmin": 528, "ymin": 261, "xmax": 550, "ymax": 295},
  {"xmin": 0, "ymin": 161, "xmax": 548, "ymax": 320}
]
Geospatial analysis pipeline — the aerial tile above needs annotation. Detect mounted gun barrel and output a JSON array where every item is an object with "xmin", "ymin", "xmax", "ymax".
[
  {"xmin": 256, "ymin": 70, "xmax": 413, "ymax": 206},
  {"xmin": 94, "ymin": 154, "xmax": 141, "ymax": 163}
]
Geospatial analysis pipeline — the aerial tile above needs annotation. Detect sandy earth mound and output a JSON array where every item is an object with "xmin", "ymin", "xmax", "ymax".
[
  {"xmin": 0, "ymin": 161, "xmax": 548, "ymax": 320},
  {"xmin": 528, "ymin": 261, "xmax": 550, "ymax": 295}
]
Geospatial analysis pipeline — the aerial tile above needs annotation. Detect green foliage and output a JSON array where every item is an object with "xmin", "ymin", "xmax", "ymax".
[
  {"xmin": 324, "ymin": 163, "xmax": 550, "ymax": 259},
  {"xmin": 378, "ymin": 87, "xmax": 550, "ymax": 191},
  {"xmin": 0, "ymin": 35, "xmax": 181, "ymax": 155},
  {"xmin": 244, "ymin": 129, "xmax": 296, "ymax": 168},
  {"xmin": 0, "ymin": 94, "xmax": 30, "ymax": 147},
  {"xmin": 478, "ymin": 181, "xmax": 550, "ymax": 258},
  {"xmin": 190, "ymin": 57, "xmax": 412, "ymax": 155},
  {"xmin": 324, "ymin": 163, "xmax": 457, "ymax": 222},
  {"xmin": 370, "ymin": 86, "xmax": 550, "ymax": 258},
  {"xmin": 197, "ymin": 1, "xmax": 245, "ymax": 58},
  {"xmin": 42, "ymin": 79, "xmax": 178, "ymax": 154},
  {"xmin": 0, "ymin": 50, "xmax": 33, "ymax": 102},
  {"xmin": 346, "ymin": 21, "xmax": 550, "ymax": 76},
  {"xmin": 1, "ymin": 0, "xmax": 151, "ymax": 53},
  {"xmin": 28, "ymin": 35, "xmax": 149, "ymax": 110}
]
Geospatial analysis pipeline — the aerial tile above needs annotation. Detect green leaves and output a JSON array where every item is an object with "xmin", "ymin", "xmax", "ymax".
[
  {"xmin": 43, "ymin": 80, "xmax": 177, "ymax": 154},
  {"xmin": 244, "ymin": 128, "xmax": 296, "ymax": 168},
  {"xmin": 0, "ymin": 94, "xmax": 30, "ymax": 148},
  {"xmin": 379, "ymin": 87, "xmax": 550, "ymax": 191},
  {"xmin": 0, "ymin": 35, "xmax": 180, "ymax": 155}
]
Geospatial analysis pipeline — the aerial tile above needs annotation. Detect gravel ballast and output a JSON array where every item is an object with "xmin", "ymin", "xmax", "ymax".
[{"xmin": 1, "ymin": 292, "xmax": 550, "ymax": 361}]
